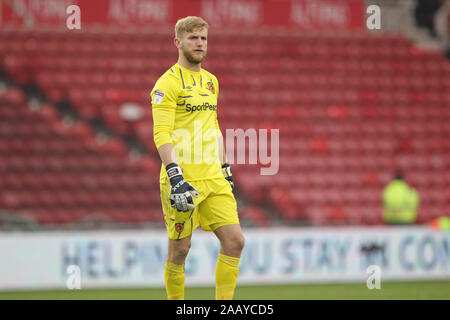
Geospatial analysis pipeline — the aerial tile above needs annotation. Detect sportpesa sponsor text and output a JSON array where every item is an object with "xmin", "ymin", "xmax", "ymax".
[{"xmin": 185, "ymin": 102, "xmax": 217, "ymax": 112}]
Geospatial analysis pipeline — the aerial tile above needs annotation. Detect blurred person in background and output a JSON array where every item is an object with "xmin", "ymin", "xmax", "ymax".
[
  {"xmin": 382, "ymin": 171, "xmax": 420, "ymax": 225},
  {"xmin": 429, "ymin": 216, "xmax": 450, "ymax": 230}
]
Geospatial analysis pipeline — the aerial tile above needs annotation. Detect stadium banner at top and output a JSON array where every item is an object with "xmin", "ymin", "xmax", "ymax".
[
  {"xmin": 0, "ymin": 227, "xmax": 448, "ymax": 290},
  {"xmin": 1, "ymin": 0, "xmax": 365, "ymax": 30}
]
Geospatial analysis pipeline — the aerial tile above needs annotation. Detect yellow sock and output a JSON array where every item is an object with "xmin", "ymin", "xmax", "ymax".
[
  {"xmin": 164, "ymin": 260, "xmax": 185, "ymax": 300},
  {"xmin": 215, "ymin": 253, "xmax": 240, "ymax": 300}
]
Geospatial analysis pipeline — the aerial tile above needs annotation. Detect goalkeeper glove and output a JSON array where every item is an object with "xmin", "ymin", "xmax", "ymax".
[
  {"xmin": 222, "ymin": 163, "xmax": 234, "ymax": 189},
  {"xmin": 166, "ymin": 163, "xmax": 199, "ymax": 212}
]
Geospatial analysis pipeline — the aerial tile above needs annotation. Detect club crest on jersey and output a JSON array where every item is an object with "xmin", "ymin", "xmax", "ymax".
[
  {"xmin": 207, "ymin": 81, "xmax": 215, "ymax": 94},
  {"xmin": 175, "ymin": 223, "xmax": 184, "ymax": 233},
  {"xmin": 153, "ymin": 90, "xmax": 164, "ymax": 104}
]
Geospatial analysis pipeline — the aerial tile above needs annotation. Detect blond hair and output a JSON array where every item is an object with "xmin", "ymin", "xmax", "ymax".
[{"xmin": 175, "ymin": 16, "xmax": 209, "ymax": 38}]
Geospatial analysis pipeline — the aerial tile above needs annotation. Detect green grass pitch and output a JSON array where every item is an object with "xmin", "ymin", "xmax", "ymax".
[{"xmin": 0, "ymin": 280, "xmax": 449, "ymax": 300}]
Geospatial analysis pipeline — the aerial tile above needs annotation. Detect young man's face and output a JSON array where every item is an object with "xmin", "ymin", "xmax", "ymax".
[{"xmin": 177, "ymin": 27, "xmax": 208, "ymax": 64}]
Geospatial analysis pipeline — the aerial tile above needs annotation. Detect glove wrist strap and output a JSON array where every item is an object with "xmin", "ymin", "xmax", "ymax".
[
  {"xmin": 222, "ymin": 163, "xmax": 232, "ymax": 178},
  {"xmin": 166, "ymin": 163, "xmax": 183, "ymax": 180}
]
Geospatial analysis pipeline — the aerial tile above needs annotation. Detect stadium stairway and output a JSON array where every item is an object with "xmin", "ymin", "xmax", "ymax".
[{"xmin": 0, "ymin": 28, "xmax": 448, "ymax": 227}]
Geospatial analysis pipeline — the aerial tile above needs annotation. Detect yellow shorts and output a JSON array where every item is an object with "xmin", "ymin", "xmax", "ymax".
[{"xmin": 160, "ymin": 178, "xmax": 239, "ymax": 240}]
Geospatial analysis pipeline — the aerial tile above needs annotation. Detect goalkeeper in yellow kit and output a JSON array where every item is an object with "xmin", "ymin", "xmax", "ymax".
[{"xmin": 150, "ymin": 16, "xmax": 245, "ymax": 300}]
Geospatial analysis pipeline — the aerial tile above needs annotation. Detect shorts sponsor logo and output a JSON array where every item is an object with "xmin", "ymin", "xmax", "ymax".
[{"xmin": 175, "ymin": 223, "xmax": 184, "ymax": 233}]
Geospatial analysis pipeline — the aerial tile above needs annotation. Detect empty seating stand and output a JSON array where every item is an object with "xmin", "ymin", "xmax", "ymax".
[
  {"xmin": 0, "ymin": 87, "xmax": 162, "ymax": 226},
  {"xmin": 0, "ymin": 28, "xmax": 448, "ymax": 227}
]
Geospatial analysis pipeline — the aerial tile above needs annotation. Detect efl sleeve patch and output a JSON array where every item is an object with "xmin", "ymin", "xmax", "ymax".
[{"xmin": 153, "ymin": 90, "xmax": 165, "ymax": 104}]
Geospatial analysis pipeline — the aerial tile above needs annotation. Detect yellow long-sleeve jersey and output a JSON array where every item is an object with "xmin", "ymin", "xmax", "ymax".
[{"xmin": 150, "ymin": 63, "xmax": 223, "ymax": 183}]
